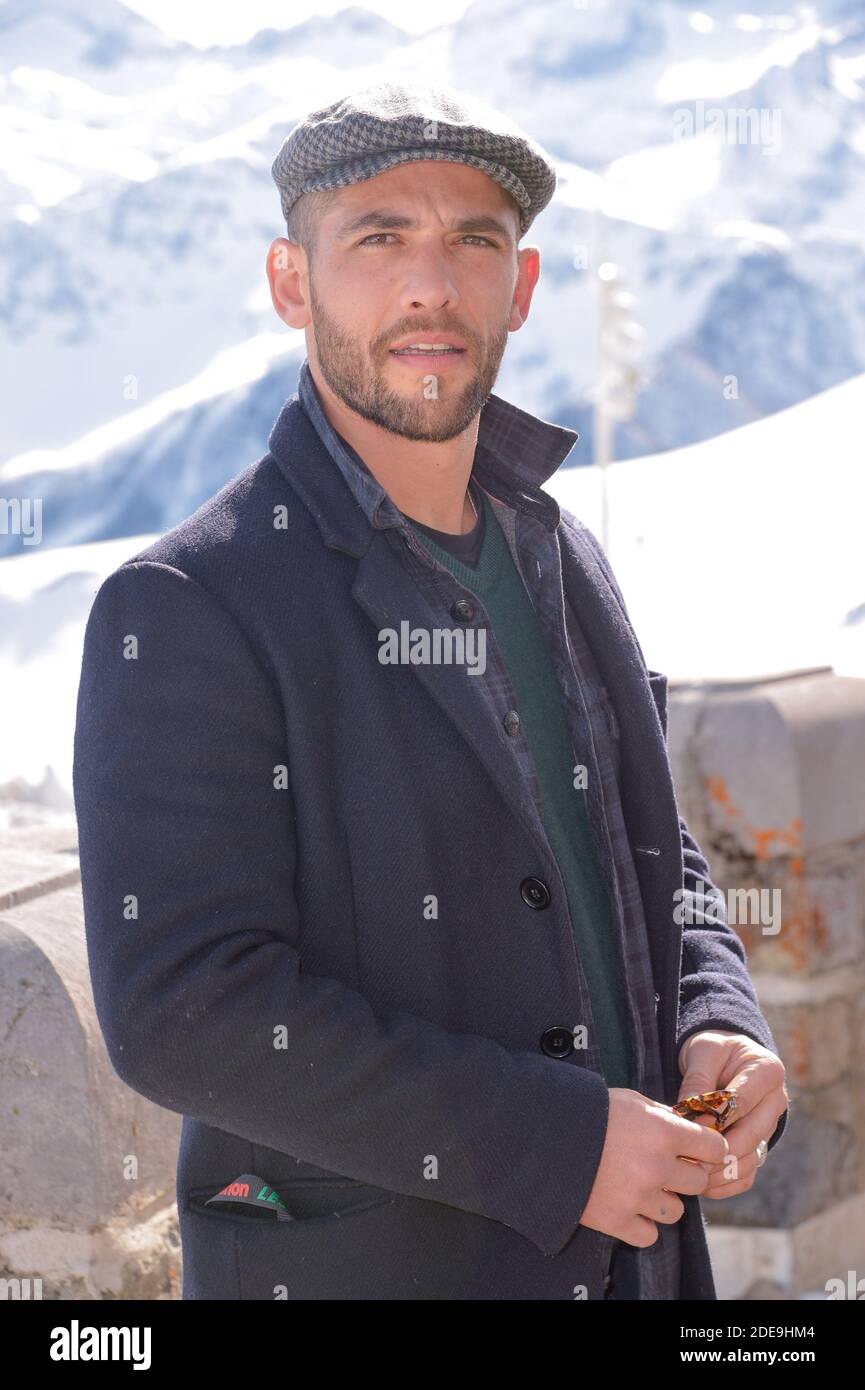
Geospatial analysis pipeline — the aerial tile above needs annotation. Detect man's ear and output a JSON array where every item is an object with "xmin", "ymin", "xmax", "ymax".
[
  {"xmin": 267, "ymin": 237, "xmax": 311, "ymax": 330},
  {"xmin": 510, "ymin": 246, "xmax": 540, "ymax": 331}
]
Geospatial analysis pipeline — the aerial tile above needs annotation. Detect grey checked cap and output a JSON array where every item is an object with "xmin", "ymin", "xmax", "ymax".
[{"xmin": 271, "ymin": 81, "xmax": 557, "ymax": 239}]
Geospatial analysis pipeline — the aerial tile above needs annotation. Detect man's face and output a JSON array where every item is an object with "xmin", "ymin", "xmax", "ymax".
[{"xmin": 291, "ymin": 162, "xmax": 537, "ymax": 442}]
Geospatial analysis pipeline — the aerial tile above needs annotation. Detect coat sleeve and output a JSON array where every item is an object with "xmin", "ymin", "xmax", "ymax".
[
  {"xmin": 675, "ymin": 817, "xmax": 788, "ymax": 1153},
  {"xmin": 571, "ymin": 515, "xmax": 788, "ymax": 1153},
  {"xmin": 72, "ymin": 559, "xmax": 611, "ymax": 1258}
]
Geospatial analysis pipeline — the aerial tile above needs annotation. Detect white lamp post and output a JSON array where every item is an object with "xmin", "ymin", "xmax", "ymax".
[{"xmin": 591, "ymin": 257, "xmax": 646, "ymax": 554}]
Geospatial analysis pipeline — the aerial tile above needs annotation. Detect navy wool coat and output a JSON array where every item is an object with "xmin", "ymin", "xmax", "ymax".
[{"xmin": 73, "ymin": 385, "xmax": 787, "ymax": 1301}]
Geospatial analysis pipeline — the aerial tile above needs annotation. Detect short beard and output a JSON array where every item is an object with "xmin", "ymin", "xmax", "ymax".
[{"xmin": 308, "ymin": 276, "xmax": 510, "ymax": 442}]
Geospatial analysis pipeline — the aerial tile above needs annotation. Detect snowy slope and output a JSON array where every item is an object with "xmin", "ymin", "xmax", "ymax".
[
  {"xmin": 1, "ymin": 370, "xmax": 862, "ymax": 821},
  {"xmin": 4, "ymin": 0, "xmax": 865, "ymax": 466},
  {"xmin": 546, "ymin": 371, "xmax": 865, "ymax": 684}
]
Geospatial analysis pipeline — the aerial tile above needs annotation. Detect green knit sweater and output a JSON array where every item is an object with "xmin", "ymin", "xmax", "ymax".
[{"xmin": 408, "ymin": 488, "xmax": 633, "ymax": 1088}]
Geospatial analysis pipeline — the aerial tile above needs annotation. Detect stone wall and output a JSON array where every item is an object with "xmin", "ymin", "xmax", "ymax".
[
  {"xmin": 668, "ymin": 666, "xmax": 865, "ymax": 1299},
  {"xmin": 0, "ymin": 824, "xmax": 180, "ymax": 1299}
]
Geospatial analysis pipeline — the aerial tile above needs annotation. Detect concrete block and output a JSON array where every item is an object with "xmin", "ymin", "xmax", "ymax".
[
  {"xmin": 669, "ymin": 668, "xmax": 865, "ymax": 859},
  {"xmin": 0, "ymin": 872, "xmax": 180, "ymax": 1298}
]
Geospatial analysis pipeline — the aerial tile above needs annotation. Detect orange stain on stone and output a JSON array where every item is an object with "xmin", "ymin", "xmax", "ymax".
[
  {"xmin": 701, "ymin": 778, "xmax": 822, "ymax": 970},
  {"xmin": 706, "ymin": 775, "xmax": 734, "ymax": 810},
  {"xmin": 753, "ymin": 829, "xmax": 778, "ymax": 860},
  {"xmin": 776, "ymin": 891, "xmax": 828, "ymax": 972}
]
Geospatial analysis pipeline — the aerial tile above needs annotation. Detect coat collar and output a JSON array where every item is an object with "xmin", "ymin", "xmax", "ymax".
[{"xmin": 267, "ymin": 358, "xmax": 579, "ymax": 557}]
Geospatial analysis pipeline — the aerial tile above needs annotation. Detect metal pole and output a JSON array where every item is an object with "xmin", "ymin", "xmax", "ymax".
[{"xmin": 592, "ymin": 197, "xmax": 611, "ymax": 556}]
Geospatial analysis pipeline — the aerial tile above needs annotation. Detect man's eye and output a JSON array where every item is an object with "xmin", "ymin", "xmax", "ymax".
[{"xmin": 358, "ymin": 234, "xmax": 496, "ymax": 247}]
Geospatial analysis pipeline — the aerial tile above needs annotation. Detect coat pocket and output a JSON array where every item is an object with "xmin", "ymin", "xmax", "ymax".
[
  {"xmin": 186, "ymin": 1176, "xmax": 395, "ymax": 1226},
  {"xmin": 180, "ymin": 1177, "xmax": 402, "ymax": 1299}
]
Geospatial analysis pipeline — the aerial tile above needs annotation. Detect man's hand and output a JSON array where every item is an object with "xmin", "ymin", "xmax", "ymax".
[
  {"xmin": 676, "ymin": 1029, "xmax": 789, "ymax": 1200},
  {"xmin": 579, "ymin": 1088, "xmax": 729, "ymax": 1246}
]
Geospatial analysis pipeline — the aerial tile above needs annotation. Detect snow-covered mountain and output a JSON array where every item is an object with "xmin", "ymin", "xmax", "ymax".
[
  {"xmin": 0, "ymin": 0, "xmax": 186, "ymax": 73},
  {"xmin": 2, "ymin": 368, "xmax": 862, "ymax": 823},
  {"xmin": 3, "ymin": 0, "xmax": 865, "ymax": 489},
  {"xmin": 0, "ymin": 333, "xmax": 302, "ymax": 557}
]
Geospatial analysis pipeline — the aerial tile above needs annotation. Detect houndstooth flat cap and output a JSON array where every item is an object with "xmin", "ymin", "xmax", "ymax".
[{"xmin": 271, "ymin": 81, "xmax": 557, "ymax": 239}]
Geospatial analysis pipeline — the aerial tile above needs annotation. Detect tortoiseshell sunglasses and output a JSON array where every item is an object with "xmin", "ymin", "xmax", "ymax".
[{"xmin": 673, "ymin": 1088, "xmax": 738, "ymax": 1132}]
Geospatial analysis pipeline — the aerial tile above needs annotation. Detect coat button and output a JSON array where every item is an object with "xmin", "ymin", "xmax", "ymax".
[
  {"xmin": 451, "ymin": 598, "xmax": 475, "ymax": 622},
  {"xmin": 503, "ymin": 709, "xmax": 521, "ymax": 736},
  {"xmin": 540, "ymin": 1026, "xmax": 574, "ymax": 1058},
  {"xmin": 520, "ymin": 877, "xmax": 551, "ymax": 909}
]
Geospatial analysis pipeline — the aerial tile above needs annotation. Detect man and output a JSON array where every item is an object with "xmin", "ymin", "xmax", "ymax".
[{"xmin": 73, "ymin": 81, "xmax": 788, "ymax": 1301}]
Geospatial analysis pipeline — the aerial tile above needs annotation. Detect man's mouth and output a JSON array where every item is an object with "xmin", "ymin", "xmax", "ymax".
[{"xmin": 390, "ymin": 344, "xmax": 466, "ymax": 356}]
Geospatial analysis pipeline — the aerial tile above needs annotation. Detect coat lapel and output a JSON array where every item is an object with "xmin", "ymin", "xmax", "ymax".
[
  {"xmin": 270, "ymin": 392, "xmax": 572, "ymax": 866},
  {"xmin": 350, "ymin": 530, "xmax": 558, "ymax": 867}
]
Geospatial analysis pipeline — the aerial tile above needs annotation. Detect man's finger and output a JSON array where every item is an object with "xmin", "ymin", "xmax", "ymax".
[
  {"xmin": 706, "ymin": 1086, "xmax": 787, "ymax": 1164},
  {"xmin": 676, "ymin": 1065, "xmax": 719, "ymax": 1104},
  {"xmin": 718, "ymin": 1052, "xmax": 785, "ymax": 1123},
  {"xmin": 705, "ymin": 1148, "xmax": 758, "ymax": 1193},
  {"xmin": 703, "ymin": 1173, "xmax": 758, "ymax": 1201},
  {"xmin": 668, "ymin": 1111, "xmax": 729, "ymax": 1165}
]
